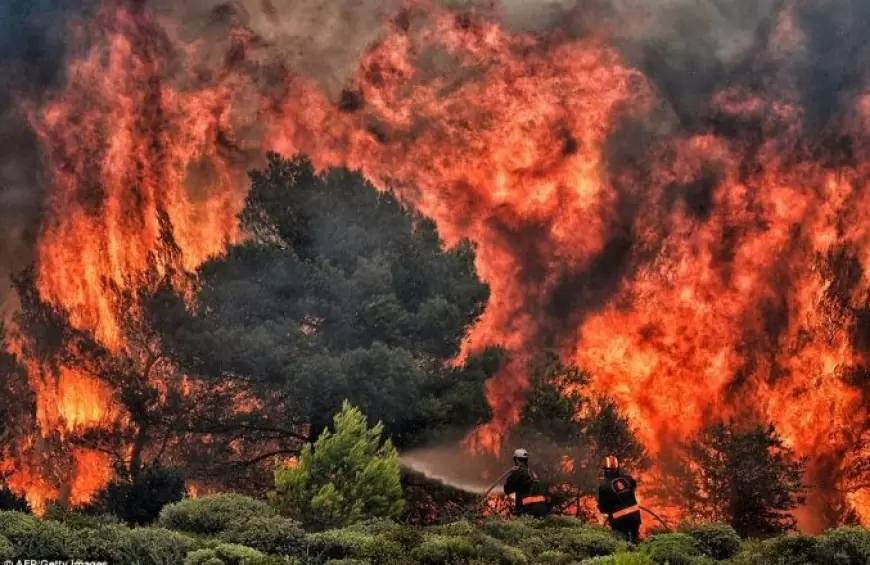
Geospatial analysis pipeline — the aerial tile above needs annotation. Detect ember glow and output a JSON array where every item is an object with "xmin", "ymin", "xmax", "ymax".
[{"xmin": 1, "ymin": 0, "xmax": 867, "ymax": 526}]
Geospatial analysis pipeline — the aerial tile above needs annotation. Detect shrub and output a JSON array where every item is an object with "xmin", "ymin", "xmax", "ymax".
[
  {"xmin": 550, "ymin": 529, "xmax": 620, "ymax": 560},
  {"xmin": 93, "ymin": 466, "xmax": 186, "ymax": 525},
  {"xmin": 221, "ymin": 515, "xmax": 306, "ymax": 556},
  {"xmin": 159, "ymin": 493, "xmax": 277, "ymax": 535},
  {"xmin": 0, "ymin": 534, "xmax": 12, "ymax": 561},
  {"xmin": 578, "ymin": 558, "xmax": 615, "ymax": 565},
  {"xmin": 43, "ymin": 502, "xmax": 120, "ymax": 529},
  {"xmin": 270, "ymin": 402, "xmax": 404, "ymax": 530},
  {"xmin": 0, "ymin": 514, "xmax": 81, "ymax": 559},
  {"xmin": 307, "ymin": 530, "xmax": 380, "ymax": 561},
  {"xmin": 474, "ymin": 533, "xmax": 528, "ymax": 565},
  {"xmin": 684, "ymin": 523, "xmax": 741, "ymax": 560},
  {"xmin": 77, "ymin": 525, "xmax": 138, "ymax": 562},
  {"xmin": 124, "ymin": 526, "xmax": 201, "ymax": 565},
  {"xmin": 816, "ymin": 527, "xmax": 870, "ymax": 565},
  {"xmin": 611, "ymin": 553, "xmax": 655, "ymax": 565},
  {"xmin": 410, "ymin": 534, "xmax": 478, "ymax": 565},
  {"xmin": 308, "ymin": 528, "xmax": 409, "ymax": 565},
  {"xmin": 0, "ymin": 511, "xmax": 38, "ymax": 538},
  {"xmin": 759, "ymin": 533, "xmax": 820, "ymax": 565},
  {"xmin": 326, "ymin": 560, "xmax": 371, "ymax": 565},
  {"xmin": 480, "ymin": 518, "xmax": 541, "ymax": 545},
  {"xmin": 640, "ymin": 533, "xmax": 700, "ymax": 565},
  {"xmin": 430, "ymin": 520, "xmax": 477, "ymax": 537},
  {"xmin": 537, "ymin": 515, "xmax": 589, "ymax": 530},
  {"xmin": 382, "ymin": 524, "xmax": 424, "ymax": 550},
  {"xmin": 213, "ymin": 542, "xmax": 267, "ymax": 564},
  {"xmin": 186, "ymin": 548, "xmax": 226, "ymax": 565},
  {"xmin": 535, "ymin": 550, "xmax": 572, "ymax": 565}
]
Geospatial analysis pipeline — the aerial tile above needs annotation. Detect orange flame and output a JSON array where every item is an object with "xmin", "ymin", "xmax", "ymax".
[{"xmin": 5, "ymin": 0, "xmax": 866, "ymax": 525}]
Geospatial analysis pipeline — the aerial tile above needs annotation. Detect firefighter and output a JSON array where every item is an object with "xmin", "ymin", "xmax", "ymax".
[
  {"xmin": 597, "ymin": 455, "xmax": 642, "ymax": 543},
  {"xmin": 503, "ymin": 448, "xmax": 549, "ymax": 517}
]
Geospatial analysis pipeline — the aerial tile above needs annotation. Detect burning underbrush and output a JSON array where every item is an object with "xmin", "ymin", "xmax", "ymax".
[{"xmin": 0, "ymin": 0, "xmax": 867, "ymax": 531}]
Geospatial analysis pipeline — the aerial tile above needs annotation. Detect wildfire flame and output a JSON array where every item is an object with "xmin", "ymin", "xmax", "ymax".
[{"xmin": 3, "ymin": 0, "xmax": 867, "ymax": 526}]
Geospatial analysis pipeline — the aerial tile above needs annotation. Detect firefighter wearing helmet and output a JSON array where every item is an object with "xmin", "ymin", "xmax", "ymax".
[
  {"xmin": 503, "ymin": 448, "xmax": 550, "ymax": 517},
  {"xmin": 597, "ymin": 455, "xmax": 642, "ymax": 543}
]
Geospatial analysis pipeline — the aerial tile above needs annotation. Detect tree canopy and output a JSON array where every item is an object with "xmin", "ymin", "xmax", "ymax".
[{"xmin": 155, "ymin": 153, "xmax": 495, "ymax": 451}]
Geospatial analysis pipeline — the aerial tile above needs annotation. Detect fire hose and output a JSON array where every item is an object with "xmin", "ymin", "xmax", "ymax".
[{"xmin": 474, "ymin": 467, "xmax": 672, "ymax": 531}]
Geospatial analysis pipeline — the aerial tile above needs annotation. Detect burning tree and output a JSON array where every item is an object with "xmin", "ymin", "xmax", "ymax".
[{"xmin": 658, "ymin": 421, "xmax": 808, "ymax": 538}]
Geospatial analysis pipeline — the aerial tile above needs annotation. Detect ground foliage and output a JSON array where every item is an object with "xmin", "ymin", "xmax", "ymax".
[{"xmin": 0, "ymin": 505, "xmax": 867, "ymax": 565}]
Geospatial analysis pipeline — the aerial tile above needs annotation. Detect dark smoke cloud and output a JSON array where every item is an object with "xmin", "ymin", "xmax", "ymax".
[{"xmin": 0, "ymin": 0, "xmax": 100, "ymax": 314}]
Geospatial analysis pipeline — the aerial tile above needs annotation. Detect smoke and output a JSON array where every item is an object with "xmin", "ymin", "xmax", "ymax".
[{"xmin": 399, "ymin": 445, "xmax": 509, "ymax": 494}]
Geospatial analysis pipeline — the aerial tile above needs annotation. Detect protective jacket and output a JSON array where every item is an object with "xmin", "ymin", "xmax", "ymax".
[
  {"xmin": 504, "ymin": 465, "xmax": 549, "ymax": 517},
  {"xmin": 597, "ymin": 472, "xmax": 641, "ymax": 542}
]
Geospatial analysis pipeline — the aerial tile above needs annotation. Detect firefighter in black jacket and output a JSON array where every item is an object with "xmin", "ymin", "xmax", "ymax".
[
  {"xmin": 503, "ymin": 448, "xmax": 549, "ymax": 517},
  {"xmin": 597, "ymin": 455, "xmax": 642, "ymax": 543}
]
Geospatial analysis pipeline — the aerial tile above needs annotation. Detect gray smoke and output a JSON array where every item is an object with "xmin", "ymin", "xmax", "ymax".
[{"xmin": 399, "ymin": 445, "xmax": 510, "ymax": 494}]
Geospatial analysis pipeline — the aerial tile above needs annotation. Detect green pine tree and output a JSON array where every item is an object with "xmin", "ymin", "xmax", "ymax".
[{"xmin": 269, "ymin": 400, "xmax": 404, "ymax": 530}]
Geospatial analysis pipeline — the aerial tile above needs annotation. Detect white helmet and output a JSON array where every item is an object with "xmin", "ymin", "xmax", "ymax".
[{"xmin": 513, "ymin": 448, "xmax": 529, "ymax": 460}]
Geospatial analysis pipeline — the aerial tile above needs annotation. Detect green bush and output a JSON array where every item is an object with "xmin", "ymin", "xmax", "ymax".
[
  {"xmin": 727, "ymin": 539, "xmax": 766, "ymax": 565},
  {"xmin": 307, "ymin": 529, "xmax": 381, "ymax": 560},
  {"xmin": 124, "ymin": 526, "xmax": 201, "ymax": 565},
  {"xmin": 221, "ymin": 515, "xmax": 306, "ymax": 556},
  {"xmin": 816, "ymin": 527, "xmax": 870, "ymax": 565},
  {"xmin": 430, "ymin": 520, "xmax": 478, "ymax": 537},
  {"xmin": 684, "ymin": 523, "xmax": 741, "ymax": 560},
  {"xmin": 410, "ymin": 534, "xmax": 479, "ymax": 565},
  {"xmin": 610, "ymin": 553, "xmax": 655, "ymax": 565},
  {"xmin": 43, "ymin": 503, "xmax": 120, "ymax": 529},
  {"xmin": 326, "ymin": 560, "xmax": 372, "ymax": 565},
  {"xmin": 577, "ymin": 557, "xmax": 615, "ymax": 565},
  {"xmin": 475, "ymin": 533, "xmax": 528, "ymax": 565},
  {"xmin": 186, "ymin": 549, "xmax": 227, "ymax": 565},
  {"xmin": 640, "ymin": 533, "xmax": 700, "ymax": 565},
  {"xmin": 0, "ymin": 513, "xmax": 82, "ymax": 559},
  {"xmin": 761, "ymin": 533, "xmax": 821, "ymax": 564},
  {"xmin": 537, "ymin": 516, "xmax": 589, "ymax": 530},
  {"xmin": 535, "ymin": 550, "xmax": 573, "ymax": 565},
  {"xmin": 213, "ymin": 542, "xmax": 267, "ymax": 564},
  {"xmin": 270, "ymin": 402, "xmax": 404, "ymax": 530},
  {"xmin": 408, "ymin": 531, "xmax": 529, "ymax": 565},
  {"xmin": 77, "ymin": 525, "xmax": 139, "ymax": 562},
  {"xmin": 730, "ymin": 530, "xmax": 870, "ymax": 565},
  {"xmin": 550, "ymin": 528, "xmax": 620, "ymax": 560},
  {"xmin": 159, "ymin": 493, "xmax": 277, "ymax": 535},
  {"xmin": 481, "ymin": 518, "xmax": 541, "ymax": 545},
  {"xmin": 382, "ymin": 524, "xmax": 424, "ymax": 551},
  {"xmin": 0, "ymin": 534, "xmax": 12, "ymax": 561},
  {"xmin": 344, "ymin": 518, "xmax": 403, "ymax": 535}
]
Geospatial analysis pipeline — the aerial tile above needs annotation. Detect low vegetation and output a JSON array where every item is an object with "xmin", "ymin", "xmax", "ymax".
[{"xmin": 0, "ymin": 505, "xmax": 867, "ymax": 565}]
